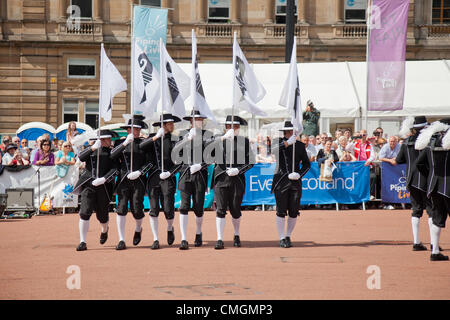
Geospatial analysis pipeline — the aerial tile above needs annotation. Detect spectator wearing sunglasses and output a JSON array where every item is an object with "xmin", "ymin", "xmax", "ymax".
[
  {"xmin": 33, "ymin": 139, "xmax": 55, "ymax": 166},
  {"xmin": 55, "ymin": 141, "xmax": 76, "ymax": 177},
  {"xmin": 1, "ymin": 135, "xmax": 12, "ymax": 153}
]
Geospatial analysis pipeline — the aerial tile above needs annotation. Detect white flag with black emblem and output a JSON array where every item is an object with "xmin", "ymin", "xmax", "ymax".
[
  {"xmin": 279, "ymin": 37, "xmax": 303, "ymax": 133},
  {"xmin": 191, "ymin": 30, "xmax": 217, "ymax": 123},
  {"xmin": 233, "ymin": 33, "xmax": 267, "ymax": 116},
  {"xmin": 99, "ymin": 43, "xmax": 127, "ymax": 122},
  {"xmin": 160, "ymin": 39, "xmax": 190, "ymax": 119},
  {"xmin": 133, "ymin": 40, "xmax": 160, "ymax": 117}
]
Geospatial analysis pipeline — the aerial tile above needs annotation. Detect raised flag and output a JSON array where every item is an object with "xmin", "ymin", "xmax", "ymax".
[
  {"xmin": 232, "ymin": 33, "xmax": 267, "ymax": 117},
  {"xmin": 367, "ymin": 0, "xmax": 409, "ymax": 111},
  {"xmin": 279, "ymin": 37, "xmax": 302, "ymax": 133},
  {"xmin": 99, "ymin": 43, "xmax": 127, "ymax": 122}
]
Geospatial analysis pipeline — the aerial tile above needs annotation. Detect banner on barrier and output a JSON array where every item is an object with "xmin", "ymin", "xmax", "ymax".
[
  {"xmin": 0, "ymin": 166, "xmax": 79, "ymax": 208},
  {"xmin": 243, "ymin": 162, "xmax": 370, "ymax": 205},
  {"xmin": 381, "ymin": 163, "xmax": 410, "ymax": 203}
]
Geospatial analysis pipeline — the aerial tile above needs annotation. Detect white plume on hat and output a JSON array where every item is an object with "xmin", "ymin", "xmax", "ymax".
[
  {"xmin": 442, "ymin": 128, "xmax": 450, "ymax": 150},
  {"xmin": 399, "ymin": 116, "xmax": 414, "ymax": 138},
  {"xmin": 415, "ymin": 121, "xmax": 450, "ymax": 150}
]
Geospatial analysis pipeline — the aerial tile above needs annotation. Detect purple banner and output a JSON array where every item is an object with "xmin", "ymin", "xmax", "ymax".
[{"xmin": 368, "ymin": 0, "xmax": 409, "ymax": 111}]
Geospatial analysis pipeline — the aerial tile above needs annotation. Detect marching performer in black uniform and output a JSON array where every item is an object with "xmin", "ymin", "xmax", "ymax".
[
  {"xmin": 110, "ymin": 115, "xmax": 152, "ymax": 250},
  {"xmin": 74, "ymin": 130, "xmax": 120, "ymax": 251},
  {"xmin": 209, "ymin": 115, "xmax": 255, "ymax": 250},
  {"xmin": 271, "ymin": 121, "xmax": 310, "ymax": 248},
  {"xmin": 416, "ymin": 118, "xmax": 450, "ymax": 261},
  {"xmin": 172, "ymin": 110, "xmax": 213, "ymax": 250},
  {"xmin": 395, "ymin": 116, "xmax": 433, "ymax": 251},
  {"xmin": 140, "ymin": 113, "xmax": 182, "ymax": 250}
]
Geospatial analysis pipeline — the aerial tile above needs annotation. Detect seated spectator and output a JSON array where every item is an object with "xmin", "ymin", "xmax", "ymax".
[
  {"xmin": 317, "ymin": 140, "xmax": 339, "ymax": 165},
  {"xmin": 379, "ymin": 136, "xmax": 401, "ymax": 166},
  {"xmin": 301, "ymin": 134, "xmax": 317, "ymax": 162},
  {"xmin": 256, "ymin": 144, "xmax": 275, "ymax": 163},
  {"xmin": 33, "ymin": 139, "xmax": 55, "ymax": 166},
  {"xmin": 2, "ymin": 144, "xmax": 18, "ymax": 166},
  {"xmin": 55, "ymin": 141, "xmax": 76, "ymax": 177}
]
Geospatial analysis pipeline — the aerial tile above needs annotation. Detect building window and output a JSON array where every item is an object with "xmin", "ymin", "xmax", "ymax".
[
  {"xmin": 345, "ymin": 0, "xmax": 367, "ymax": 23},
  {"xmin": 140, "ymin": 0, "xmax": 161, "ymax": 6},
  {"xmin": 85, "ymin": 101, "xmax": 99, "ymax": 129},
  {"xmin": 67, "ymin": 58, "xmax": 96, "ymax": 79},
  {"xmin": 63, "ymin": 100, "xmax": 79, "ymax": 123},
  {"xmin": 432, "ymin": 0, "xmax": 450, "ymax": 24},
  {"xmin": 208, "ymin": 0, "xmax": 230, "ymax": 23},
  {"xmin": 70, "ymin": 0, "xmax": 93, "ymax": 19},
  {"xmin": 275, "ymin": 0, "xmax": 298, "ymax": 24}
]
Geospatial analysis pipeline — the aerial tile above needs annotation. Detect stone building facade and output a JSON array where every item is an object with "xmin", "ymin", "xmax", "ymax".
[{"xmin": 0, "ymin": 0, "xmax": 449, "ymax": 135}]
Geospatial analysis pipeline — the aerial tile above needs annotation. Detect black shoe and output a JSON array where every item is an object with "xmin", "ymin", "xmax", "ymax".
[
  {"xmin": 179, "ymin": 240, "xmax": 189, "ymax": 250},
  {"xmin": 233, "ymin": 235, "xmax": 241, "ymax": 247},
  {"xmin": 430, "ymin": 253, "xmax": 449, "ymax": 261},
  {"xmin": 279, "ymin": 239, "xmax": 287, "ymax": 248},
  {"xmin": 215, "ymin": 240, "xmax": 224, "ymax": 250},
  {"xmin": 285, "ymin": 236, "xmax": 293, "ymax": 248},
  {"xmin": 151, "ymin": 240, "xmax": 160, "ymax": 250},
  {"xmin": 116, "ymin": 240, "xmax": 126, "ymax": 250},
  {"xmin": 99, "ymin": 228, "xmax": 108, "ymax": 245},
  {"xmin": 76, "ymin": 242, "xmax": 87, "ymax": 251},
  {"xmin": 194, "ymin": 233, "xmax": 203, "ymax": 247},
  {"xmin": 133, "ymin": 229, "xmax": 142, "ymax": 246},
  {"xmin": 167, "ymin": 229, "xmax": 175, "ymax": 246},
  {"xmin": 430, "ymin": 244, "xmax": 443, "ymax": 251},
  {"xmin": 412, "ymin": 243, "xmax": 427, "ymax": 251}
]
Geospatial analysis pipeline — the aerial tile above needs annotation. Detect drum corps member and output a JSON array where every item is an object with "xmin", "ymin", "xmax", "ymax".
[
  {"xmin": 74, "ymin": 130, "xmax": 119, "ymax": 251},
  {"xmin": 172, "ymin": 110, "xmax": 212, "ymax": 250},
  {"xmin": 416, "ymin": 118, "xmax": 450, "ymax": 261},
  {"xmin": 395, "ymin": 116, "xmax": 434, "ymax": 251},
  {"xmin": 209, "ymin": 115, "xmax": 255, "ymax": 250},
  {"xmin": 271, "ymin": 121, "xmax": 310, "ymax": 248},
  {"xmin": 110, "ymin": 115, "xmax": 151, "ymax": 250},
  {"xmin": 140, "ymin": 113, "xmax": 182, "ymax": 250}
]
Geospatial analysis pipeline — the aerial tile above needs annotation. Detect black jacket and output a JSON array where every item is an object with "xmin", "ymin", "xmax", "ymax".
[
  {"xmin": 395, "ymin": 133, "xmax": 427, "ymax": 191},
  {"xmin": 416, "ymin": 133, "xmax": 450, "ymax": 199},
  {"xmin": 271, "ymin": 139, "xmax": 310, "ymax": 193},
  {"xmin": 73, "ymin": 146, "xmax": 119, "ymax": 196}
]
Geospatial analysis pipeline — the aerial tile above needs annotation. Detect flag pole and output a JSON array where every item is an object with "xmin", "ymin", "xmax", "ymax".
[
  {"xmin": 160, "ymin": 38, "xmax": 164, "ymax": 172},
  {"xmin": 130, "ymin": 4, "xmax": 135, "ymax": 173},
  {"xmin": 96, "ymin": 44, "xmax": 104, "ymax": 178},
  {"xmin": 230, "ymin": 31, "xmax": 237, "ymax": 169},
  {"xmin": 365, "ymin": 0, "xmax": 373, "ymax": 131},
  {"xmin": 291, "ymin": 39, "xmax": 296, "ymax": 174}
]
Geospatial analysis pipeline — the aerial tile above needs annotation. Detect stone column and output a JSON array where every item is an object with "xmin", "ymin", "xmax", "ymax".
[
  {"xmin": 335, "ymin": 0, "xmax": 344, "ymax": 24},
  {"xmin": 161, "ymin": 0, "xmax": 171, "ymax": 23},
  {"xmin": 298, "ymin": 0, "xmax": 307, "ymax": 23},
  {"xmin": 94, "ymin": 0, "xmax": 103, "ymax": 21},
  {"xmin": 264, "ymin": 0, "xmax": 274, "ymax": 24},
  {"xmin": 230, "ymin": 0, "xmax": 240, "ymax": 23},
  {"xmin": 197, "ymin": 0, "xmax": 206, "ymax": 23},
  {"xmin": 59, "ymin": 0, "xmax": 68, "ymax": 20}
]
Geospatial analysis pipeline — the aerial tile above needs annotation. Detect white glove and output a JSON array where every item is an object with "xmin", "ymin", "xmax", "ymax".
[
  {"xmin": 127, "ymin": 170, "xmax": 141, "ymax": 180},
  {"xmin": 221, "ymin": 129, "xmax": 234, "ymax": 141},
  {"xmin": 159, "ymin": 171, "xmax": 171, "ymax": 180},
  {"xmin": 92, "ymin": 177, "xmax": 106, "ymax": 186},
  {"xmin": 287, "ymin": 135, "xmax": 297, "ymax": 146},
  {"xmin": 288, "ymin": 172, "xmax": 301, "ymax": 180},
  {"xmin": 91, "ymin": 139, "xmax": 101, "ymax": 151},
  {"xmin": 190, "ymin": 163, "xmax": 202, "ymax": 175},
  {"xmin": 187, "ymin": 128, "xmax": 197, "ymax": 141},
  {"xmin": 123, "ymin": 134, "xmax": 134, "ymax": 146},
  {"xmin": 226, "ymin": 168, "xmax": 239, "ymax": 177},
  {"xmin": 154, "ymin": 128, "xmax": 165, "ymax": 140}
]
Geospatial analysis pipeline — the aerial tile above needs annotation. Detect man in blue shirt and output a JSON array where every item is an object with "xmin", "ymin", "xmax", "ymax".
[{"xmin": 379, "ymin": 136, "xmax": 401, "ymax": 165}]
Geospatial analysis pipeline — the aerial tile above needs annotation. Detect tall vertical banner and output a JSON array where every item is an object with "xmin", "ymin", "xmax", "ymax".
[
  {"xmin": 367, "ymin": 0, "xmax": 409, "ymax": 111},
  {"xmin": 133, "ymin": 5, "xmax": 168, "ymax": 73}
]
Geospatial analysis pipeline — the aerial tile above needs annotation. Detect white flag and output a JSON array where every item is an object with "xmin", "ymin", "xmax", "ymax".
[
  {"xmin": 233, "ymin": 33, "xmax": 267, "ymax": 116},
  {"xmin": 279, "ymin": 37, "xmax": 303, "ymax": 133},
  {"xmin": 133, "ymin": 40, "xmax": 160, "ymax": 117},
  {"xmin": 191, "ymin": 30, "xmax": 217, "ymax": 123},
  {"xmin": 160, "ymin": 39, "xmax": 190, "ymax": 119},
  {"xmin": 99, "ymin": 43, "xmax": 127, "ymax": 122}
]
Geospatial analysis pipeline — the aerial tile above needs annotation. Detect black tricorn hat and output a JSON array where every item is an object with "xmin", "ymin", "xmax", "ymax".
[
  {"xmin": 5, "ymin": 144, "xmax": 18, "ymax": 152},
  {"xmin": 413, "ymin": 116, "xmax": 428, "ymax": 128},
  {"xmin": 120, "ymin": 114, "xmax": 148, "ymax": 130},
  {"xmin": 183, "ymin": 109, "xmax": 207, "ymax": 121},
  {"xmin": 279, "ymin": 121, "xmax": 294, "ymax": 131},
  {"xmin": 152, "ymin": 113, "xmax": 182, "ymax": 127},
  {"xmin": 224, "ymin": 115, "xmax": 247, "ymax": 126}
]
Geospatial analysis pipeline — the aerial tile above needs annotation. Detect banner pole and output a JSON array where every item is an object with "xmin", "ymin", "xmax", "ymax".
[
  {"xmin": 130, "ymin": 4, "xmax": 135, "ymax": 173},
  {"xmin": 230, "ymin": 32, "xmax": 237, "ymax": 169},
  {"xmin": 160, "ymin": 38, "xmax": 164, "ymax": 173}
]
